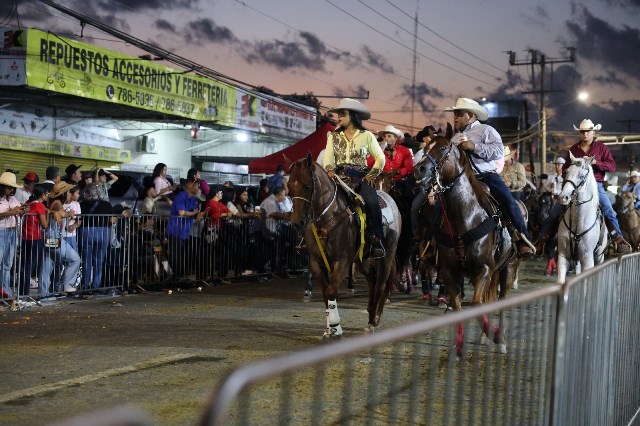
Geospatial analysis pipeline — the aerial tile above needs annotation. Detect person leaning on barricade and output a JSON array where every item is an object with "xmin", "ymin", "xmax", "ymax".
[
  {"xmin": 0, "ymin": 171, "xmax": 27, "ymax": 300},
  {"xmin": 166, "ymin": 175, "xmax": 206, "ymax": 279},
  {"xmin": 259, "ymin": 187, "xmax": 293, "ymax": 275},
  {"xmin": 19, "ymin": 185, "xmax": 48, "ymax": 297},
  {"xmin": 79, "ymin": 183, "xmax": 130, "ymax": 293},
  {"xmin": 40, "ymin": 181, "xmax": 81, "ymax": 296},
  {"xmin": 233, "ymin": 187, "xmax": 263, "ymax": 275}
]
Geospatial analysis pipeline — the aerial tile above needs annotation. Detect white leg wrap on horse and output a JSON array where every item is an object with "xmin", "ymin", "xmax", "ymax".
[{"xmin": 326, "ymin": 300, "xmax": 342, "ymax": 336}]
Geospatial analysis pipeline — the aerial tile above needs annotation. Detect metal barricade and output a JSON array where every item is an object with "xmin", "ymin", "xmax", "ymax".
[{"xmin": 202, "ymin": 253, "xmax": 640, "ymax": 425}]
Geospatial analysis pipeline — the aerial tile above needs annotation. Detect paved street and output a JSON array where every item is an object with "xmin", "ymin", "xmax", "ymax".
[{"xmin": 0, "ymin": 258, "xmax": 554, "ymax": 425}]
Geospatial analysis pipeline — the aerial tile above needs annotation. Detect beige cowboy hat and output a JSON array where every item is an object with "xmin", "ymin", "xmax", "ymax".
[
  {"xmin": 573, "ymin": 119, "xmax": 602, "ymax": 131},
  {"xmin": 0, "ymin": 172, "xmax": 22, "ymax": 188},
  {"xmin": 630, "ymin": 170, "xmax": 640, "ymax": 178},
  {"xmin": 444, "ymin": 97, "xmax": 489, "ymax": 121},
  {"xmin": 503, "ymin": 146, "xmax": 513, "ymax": 159},
  {"xmin": 553, "ymin": 157, "xmax": 566, "ymax": 164},
  {"xmin": 49, "ymin": 181, "xmax": 76, "ymax": 198},
  {"xmin": 328, "ymin": 98, "xmax": 371, "ymax": 120},
  {"xmin": 379, "ymin": 124, "xmax": 403, "ymax": 138}
]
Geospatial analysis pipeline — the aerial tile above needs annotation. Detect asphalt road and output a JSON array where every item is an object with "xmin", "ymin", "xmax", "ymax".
[{"xmin": 0, "ymin": 258, "xmax": 555, "ymax": 425}]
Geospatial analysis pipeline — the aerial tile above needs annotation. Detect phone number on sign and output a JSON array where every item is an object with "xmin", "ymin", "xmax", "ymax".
[{"xmin": 113, "ymin": 87, "xmax": 195, "ymax": 114}]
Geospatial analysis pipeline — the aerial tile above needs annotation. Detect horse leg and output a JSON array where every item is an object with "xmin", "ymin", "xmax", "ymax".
[
  {"xmin": 366, "ymin": 258, "xmax": 394, "ymax": 332},
  {"xmin": 557, "ymin": 253, "xmax": 568, "ymax": 284},
  {"xmin": 304, "ymin": 270, "xmax": 313, "ymax": 302},
  {"xmin": 581, "ymin": 253, "xmax": 595, "ymax": 271},
  {"xmin": 319, "ymin": 261, "xmax": 344, "ymax": 338},
  {"xmin": 347, "ymin": 262, "xmax": 356, "ymax": 293}
]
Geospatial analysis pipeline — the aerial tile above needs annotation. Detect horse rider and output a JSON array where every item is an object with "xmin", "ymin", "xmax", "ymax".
[
  {"xmin": 500, "ymin": 146, "xmax": 526, "ymax": 201},
  {"xmin": 368, "ymin": 124, "xmax": 414, "ymax": 198},
  {"xmin": 323, "ymin": 98, "xmax": 387, "ymax": 259},
  {"xmin": 445, "ymin": 97, "xmax": 535, "ymax": 258},
  {"xmin": 621, "ymin": 170, "xmax": 640, "ymax": 209},
  {"xmin": 548, "ymin": 157, "xmax": 566, "ymax": 200},
  {"xmin": 411, "ymin": 125, "xmax": 439, "ymax": 238},
  {"xmin": 534, "ymin": 119, "xmax": 632, "ymax": 256}
]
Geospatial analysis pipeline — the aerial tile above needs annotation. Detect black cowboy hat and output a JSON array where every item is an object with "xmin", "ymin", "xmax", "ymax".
[
  {"xmin": 64, "ymin": 163, "xmax": 83, "ymax": 178},
  {"xmin": 415, "ymin": 125, "xmax": 440, "ymax": 142}
]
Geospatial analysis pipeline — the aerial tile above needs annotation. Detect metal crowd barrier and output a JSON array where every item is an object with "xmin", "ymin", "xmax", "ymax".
[
  {"xmin": 202, "ymin": 253, "xmax": 640, "ymax": 426},
  {"xmin": 1, "ymin": 212, "xmax": 308, "ymax": 308}
]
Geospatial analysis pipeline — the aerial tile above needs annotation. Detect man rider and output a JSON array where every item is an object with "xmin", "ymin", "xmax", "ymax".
[{"xmin": 445, "ymin": 97, "xmax": 535, "ymax": 258}]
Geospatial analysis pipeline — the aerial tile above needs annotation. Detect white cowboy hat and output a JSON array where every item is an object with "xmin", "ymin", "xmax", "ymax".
[
  {"xmin": 553, "ymin": 157, "xmax": 566, "ymax": 164},
  {"xmin": 328, "ymin": 98, "xmax": 371, "ymax": 120},
  {"xmin": 380, "ymin": 125, "xmax": 403, "ymax": 138},
  {"xmin": 630, "ymin": 170, "xmax": 640, "ymax": 178},
  {"xmin": 503, "ymin": 146, "xmax": 513, "ymax": 159},
  {"xmin": 0, "ymin": 172, "xmax": 21, "ymax": 188},
  {"xmin": 573, "ymin": 119, "xmax": 602, "ymax": 131},
  {"xmin": 444, "ymin": 97, "xmax": 489, "ymax": 121}
]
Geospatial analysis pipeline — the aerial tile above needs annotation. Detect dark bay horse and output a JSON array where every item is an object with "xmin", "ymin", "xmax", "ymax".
[
  {"xmin": 616, "ymin": 191, "xmax": 640, "ymax": 251},
  {"xmin": 414, "ymin": 130, "xmax": 519, "ymax": 354},
  {"xmin": 287, "ymin": 154, "xmax": 401, "ymax": 336}
]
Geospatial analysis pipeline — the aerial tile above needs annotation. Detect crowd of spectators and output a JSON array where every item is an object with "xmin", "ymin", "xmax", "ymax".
[{"xmin": 0, "ymin": 162, "xmax": 304, "ymax": 303}]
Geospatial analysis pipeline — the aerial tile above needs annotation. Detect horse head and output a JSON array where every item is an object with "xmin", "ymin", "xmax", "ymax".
[
  {"xmin": 619, "ymin": 190, "xmax": 636, "ymax": 214},
  {"xmin": 287, "ymin": 153, "xmax": 315, "ymax": 229},
  {"xmin": 537, "ymin": 191, "xmax": 553, "ymax": 223},
  {"xmin": 413, "ymin": 125, "xmax": 460, "ymax": 193},
  {"xmin": 559, "ymin": 152, "xmax": 595, "ymax": 206}
]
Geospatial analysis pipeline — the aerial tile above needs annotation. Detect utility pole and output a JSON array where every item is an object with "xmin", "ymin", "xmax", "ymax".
[
  {"xmin": 507, "ymin": 48, "xmax": 575, "ymax": 172},
  {"xmin": 410, "ymin": 0, "xmax": 419, "ymax": 130}
]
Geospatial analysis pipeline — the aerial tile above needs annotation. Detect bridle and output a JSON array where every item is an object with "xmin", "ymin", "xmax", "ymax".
[
  {"xmin": 562, "ymin": 162, "xmax": 593, "ymax": 206},
  {"xmin": 416, "ymin": 141, "xmax": 464, "ymax": 194},
  {"xmin": 290, "ymin": 163, "xmax": 337, "ymax": 229}
]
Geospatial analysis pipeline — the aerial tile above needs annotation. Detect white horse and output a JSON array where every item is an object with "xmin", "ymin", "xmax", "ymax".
[{"xmin": 556, "ymin": 152, "xmax": 608, "ymax": 284}]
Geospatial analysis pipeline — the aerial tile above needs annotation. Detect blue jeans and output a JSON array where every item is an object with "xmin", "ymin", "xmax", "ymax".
[
  {"xmin": 19, "ymin": 239, "xmax": 44, "ymax": 296},
  {"xmin": 597, "ymin": 182, "xmax": 622, "ymax": 235},
  {"xmin": 39, "ymin": 238, "xmax": 81, "ymax": 295},
  {"xmin": 0, "ymin": 227, "xmax": 17, "ymax": 298},
  {"xmin": 80, "ymin": 227, "xmax": 110, "ymax": 289},
  {"xmin": 480, "ymin": 172, "xmax": 530, "ymax": 238},
  {"xmin": 539, "ymin": 182, "xmax": 623, "ymax": 237}
]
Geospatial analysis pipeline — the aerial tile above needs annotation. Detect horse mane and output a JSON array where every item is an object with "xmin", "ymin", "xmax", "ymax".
[{"xmin": 452, "ymin": 141, "xmax": 494, "ymax": 212}]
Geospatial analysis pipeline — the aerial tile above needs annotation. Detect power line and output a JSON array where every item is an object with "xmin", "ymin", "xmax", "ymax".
[
  {"xmin": 381, "ymin": 0, "xmax": 507, "ymax": 75},
  {"xmin": 324, "ymin": 0, "xmax": 499, "ymax": 88},
  {"xmin": 355, "ymin": 0, "xmax": 502, "ymax": 81}
]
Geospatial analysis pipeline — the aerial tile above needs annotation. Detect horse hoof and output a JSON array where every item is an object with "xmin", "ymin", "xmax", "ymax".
[
  {"xmin": 497, "ymin": 344, "xmax": 507, "ymax": 354},
  {"xmin": 350, "ymin": 288, "xmax": 355, "ymax": 294},
  {"xmin": 422, "ymin": 293, "xmax": 431, "ymax": 301},
  {"xmin": 480, "ymin": 334, "xmax": 491, "ymax": 346},
  {"xmin": 364, "ymin": 325, "xmax": 375, "ymax": 333},
  {"xmin": 303, "ymin": 295, "xmax": 312, "ymax": 303}
]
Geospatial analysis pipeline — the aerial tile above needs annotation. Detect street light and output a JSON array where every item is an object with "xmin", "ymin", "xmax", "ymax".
[{"xmin": 578, "ymin": 91, "xmax": 589, "ymax": 102}]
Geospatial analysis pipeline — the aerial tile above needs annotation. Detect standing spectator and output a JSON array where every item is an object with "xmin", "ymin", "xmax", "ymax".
[
  {"xmin": 187, "ymin": 168, "xmax": 210, "ymax": 200},
  {"xmin": 268, "ymin": 165, "xmax": 286, "ymax": 194},
  {"xmin": 95, "ymin": 169, "xmax": 118, "ymax": 202},
  {"xmin": 166, "ymin": 176, "xmax": 205, "ymax": 278},
  {"xmin": 234, "ymin": 188, "xmax": 262, "ymax": 275},
  {"xmin": 205, "ymin": 189, "xmax": 232, "ymax": 230},
  {"xmin": 260, "ymin": 187, "xmax": 292, "ymax": 274},
  {"xmin": 0, "ymin": 172, "xmax": 25, "ymax": 299},
  {"xmin": 152, "ymin": 162, "xmax": 176, "ymax": 209},
  {"xmin": 621, "ymin": 171, "xmax": 640, "ymax": 209},
  {"xmin": 14, "ymin": 171, "xmax": 39, "ymax": 204},
  {"xmin": 79, "ymin": 171, "xmax": 93, "ymax": 192},
  {"xmin": 257, "ymin": 178, "xmax": 270, "ymax": 204},
  {"xmin": 19, "ymin": 185, "xmax": 48, "ymax": 296},
  {"xmin": 500, "ymin": 146, "xmax": 527, "ymax": 201},
  {"xmin": 42, "ymin": 166, "xmax": 61, "ymax": 193},
  {"xmin": 64, "ymin": 164, "xmax": 83, "ymax": 185},
  {"xmin": 142, "ymin": 186, "xmax": 161, "ymax": 215},
  {"xmin": 62, "ymin": 186, "xmax": 82, "ymax": 251},
  {"xmin": 40, "ymin": 182, "xmax": 81, "ymax": 295},
  {"xmin": 79, "ymin": 184, "xmax": 118, "ymax": 292}
]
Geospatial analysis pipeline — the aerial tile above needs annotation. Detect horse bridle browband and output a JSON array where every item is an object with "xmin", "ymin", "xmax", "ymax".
[
  {"xmin": 563, "ymin": 163, "xmax": 593, "ymax": 205},
  {"xmin": 418, "ymin": 142, "xmax": 464, "ymax": 193}
]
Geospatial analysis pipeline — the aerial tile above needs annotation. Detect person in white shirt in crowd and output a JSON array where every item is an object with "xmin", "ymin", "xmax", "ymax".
[
  {"xmin": 42, "ymin": 166, "xmax": 61, "ymax": 193},
  {"xmin": 259, "ymin": 187, "xmax": 292, "ymax": 274},
  {"xmin": 14, "ymin": 171, "xmax": 39, "ymax": 204},
  {"xmin": 0, "ymin": 172, "xmax": 26, "ymax": 299},
  {"xmin": 62, "ymin": 186, "xmax": 82, "ymax": 252},
  {"xmin": 549, "ymin": 157, "xmax": 565, "ymax": 198}
]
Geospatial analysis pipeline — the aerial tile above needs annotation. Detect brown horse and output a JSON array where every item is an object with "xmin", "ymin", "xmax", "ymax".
[
  {"xmin": 413, "ymin": 129, "xmax": 519, "ymax": 354},
  {"xmin": 287, "ymin": 154, "xmax": 401, "ymax": 337},
  {"xmin": 616, "ymin": 191, "xmax": 640, "ymax": 251}
]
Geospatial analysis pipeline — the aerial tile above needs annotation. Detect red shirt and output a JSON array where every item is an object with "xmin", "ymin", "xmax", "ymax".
[
  {"xmin": 563, "ymin": 140, "xmax": 615, "ymax": 182},
  {"xmin": 22, "ymin": 201, "xmax": 46, "ymax": 240},
  {"xmin": 368, "ymin": 144, "xmax": 414, "ymax": 180},
  {"xmin": 205, "ymin": 199, "xmax": 229, "ymax": 229}
]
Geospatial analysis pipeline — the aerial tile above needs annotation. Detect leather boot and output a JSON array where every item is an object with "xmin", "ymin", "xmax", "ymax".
[
  {"xmin": 610, "ymin": 232, "xmax": 632, "ymax": 255},
  {"xmin": 370, "ymin": 236, "xmax": 386, "ymax": 259},
  {"xmin": 604, "ymin": 216, "xmax": 632, "ymax": 255}
]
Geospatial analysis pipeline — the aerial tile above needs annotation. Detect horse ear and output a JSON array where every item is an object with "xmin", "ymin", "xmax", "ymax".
[
  {"xmin": 306, "ymin": 152, "xmax": 313, "ymax": 166},
  {"xmin": 283, "ymin": 155, "xmax": 293, "ymax": 166},
  {"xmin": 445, "ymin": 123, "xmax": 453, "ymax": 140},
  {"xmin": 569, "ymin": 151, "xmax": 577, "ymax": 162}
]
